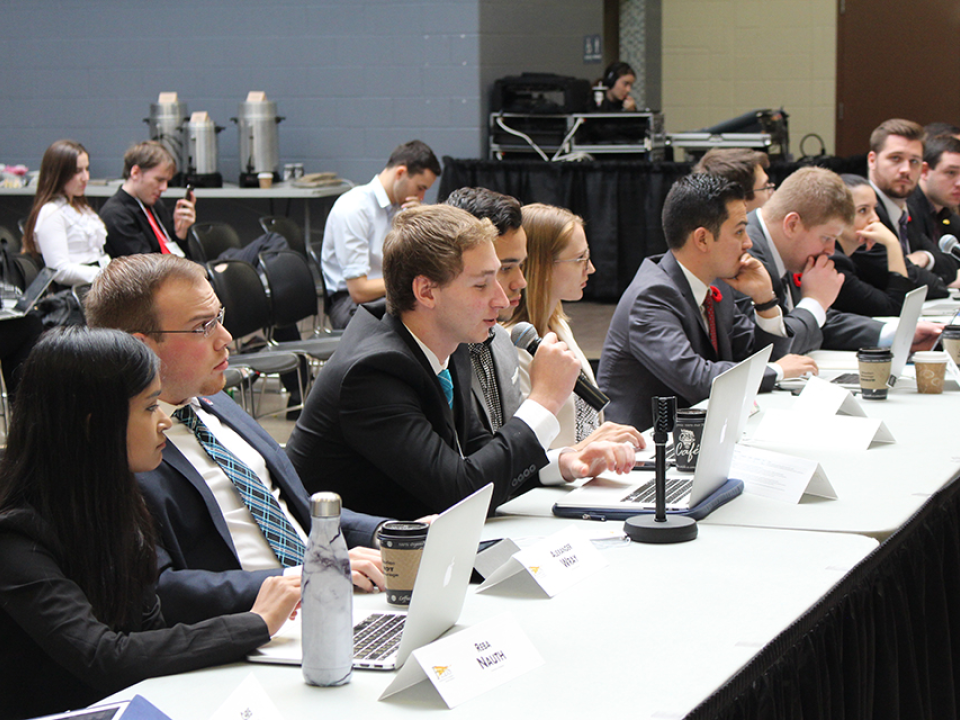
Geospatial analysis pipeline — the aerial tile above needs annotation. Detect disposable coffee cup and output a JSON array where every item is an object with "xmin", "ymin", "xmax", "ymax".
[
  {"xmin": 857, "ymin": 347, "xmax": 893, "ymax": 400},
  {"xmin": 673, "ymin": 408, "xmax": 707, "ymax": 472},
  {"xmin": 258, "ymin": 171, "xmax": 273, "ymax": 189},
  {"xmin": 942, "ymin": 325, "xmax": 960, "ymax": 365},
  {"xmin": 913, "ymin": 350, "xmax": 948, "ymax": 394},
  {"xmin": 377, "ymin": 521, "xmax": 429, "ymax": 606}
]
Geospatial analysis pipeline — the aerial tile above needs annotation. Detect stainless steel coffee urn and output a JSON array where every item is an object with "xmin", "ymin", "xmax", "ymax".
[
  {"xmin": 232, "ymin": 93, "xmax": 284, "ymax": 187},
  {"xmin": 144, "ymin": 95, "xmax": 188, "ymax": 186},
  {"xmin": 184, "ymin": 112, "xmax": 223, "ymax": 188}
]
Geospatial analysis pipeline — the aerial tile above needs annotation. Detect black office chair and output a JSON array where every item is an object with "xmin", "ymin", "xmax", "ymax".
[
  {"xmin": 259, "ymin": 215, "xmax": 307, "ymax": 257},
  {"xmin": 188, "ymin": 222, "xmax": 243, "ymax": 264},
  {"xmin": 11, "ymin": 255, "xmax": 41, "ymax": 291},
  {"xmin": 0, "ymin": 226, "xmax": 21, "ymax": 255},
  {"xmin": 306, "ymin": 240, "xmax": 338, "ymax": 333},
  {"xmin": 258, "ymin": 250, "xmax": 341, "ymax": 362},
  {"xmin": 205, "ymin": 259, "xmax": 303, "ymax": 417}
]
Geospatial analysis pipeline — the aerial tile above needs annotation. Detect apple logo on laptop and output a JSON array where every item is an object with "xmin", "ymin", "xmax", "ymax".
[{"xmin": 443, "ymin": 560, "xmax": 456, "ymax": 587}]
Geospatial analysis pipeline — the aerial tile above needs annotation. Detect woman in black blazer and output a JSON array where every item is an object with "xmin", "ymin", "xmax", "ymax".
[
  {"xmin": 0, "ymin": 328, "xmax": 301, "ymax": 720},
  {"xmin": 831, "ymin": 174, "xmax": 918, "ymax": 317}
]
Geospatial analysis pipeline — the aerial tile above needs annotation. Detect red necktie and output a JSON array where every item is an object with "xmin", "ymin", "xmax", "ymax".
[
  {"xmin": 143, "ymin": 206, "xmax": 171, "ymax": 254},
  {"xmin": 702, "ymin": 293, "xmax": 718, "ymax": 354}
]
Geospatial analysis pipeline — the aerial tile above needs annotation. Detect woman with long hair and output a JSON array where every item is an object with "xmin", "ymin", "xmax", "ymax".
[
  {"xmin": 21, "ymin": 139, "xmax": 110, "ymax": 286},
  {"xmin": 508, "ymin": 203, "xmax": 641, "ymax": 449},
  {"xmin": 0, "ymin": 328, "xmax": 300, "ymax": 720}
]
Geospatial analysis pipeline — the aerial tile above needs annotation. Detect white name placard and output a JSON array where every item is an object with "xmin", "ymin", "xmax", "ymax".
[
  {"xmin": 752, "ymin": 409, "xmax": 894, "ymax": 450},
  {"xmin": 209, "ymin": 673, "xmax": 283, "ymax": 720},
  {"xmin": 476, "ymin": 525, "xmax": 608, "ymax": 597},
  {"xmin": 794, "ymin": 375, "xmax": 866, "ymax": 417},
  {"xmin": 380, "ymin": 613, "xmax": 544, "ymax": 708},
  {"xmin": 731, "ymin": 444, "xmax": 836, "ymax": 503}
]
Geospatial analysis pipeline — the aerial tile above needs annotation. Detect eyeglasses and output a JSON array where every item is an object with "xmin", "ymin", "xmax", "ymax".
[
  {"xmin": 554, "ymin": 250, "xmax": 591, "ymax": 267},
  {"xmin": 146, "ymin": 306, "xmax": 225, "ymax": 337},
  {"xmin": 753, "ymin": 183, "xmax": 777, "ymax": 194}
]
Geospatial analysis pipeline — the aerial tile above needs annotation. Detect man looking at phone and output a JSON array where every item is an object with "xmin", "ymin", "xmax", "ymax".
[
  {"xmin": 100, "ymin": 140, "xmax": 196, "ymax": 258},
  {"xmin": 599, "ymin": 173, "xmax": 814, "ymax": 430}
]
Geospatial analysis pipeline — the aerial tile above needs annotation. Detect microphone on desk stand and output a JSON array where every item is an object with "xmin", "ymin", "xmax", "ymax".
[
  {"xmin": 938, "ymin": 234, "xmax": 960, "ymax": 261},
  {"xmin": 623, "ymin": 396, "xmax": 698, "ymax": 544}
]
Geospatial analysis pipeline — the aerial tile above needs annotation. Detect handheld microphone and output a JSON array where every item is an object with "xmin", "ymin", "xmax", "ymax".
[
  {"xmin": 938, "ymin": 234, "xmax": 960, "ymax": 260},
  {"xmin": 509, "ymin": 322, "xmax": 610, "ymax": 411}
]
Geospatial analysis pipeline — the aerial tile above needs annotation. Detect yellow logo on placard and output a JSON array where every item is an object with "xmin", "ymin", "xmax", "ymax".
[
  {"xmin": 528, "ymin": 566, "xmax": 540, "ymax": 574},
  {"xmin": 432, "ymin": 665, "xmax": 455, "ymax": 682}
]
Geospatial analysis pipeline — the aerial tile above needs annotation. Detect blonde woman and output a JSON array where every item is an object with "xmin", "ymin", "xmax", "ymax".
[{"xmin": 508, "ymin": 203, "xmax": 641, "ymax": 449}]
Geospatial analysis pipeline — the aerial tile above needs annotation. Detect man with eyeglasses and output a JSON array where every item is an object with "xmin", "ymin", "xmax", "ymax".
[
  {"xmin": 740, "ymin": 167, "xmax": 940, "ymax": 354},
  {"xmin": 84, "ymin": 254, "xmax": 391, "ymax": 625},
  {"xmin": 867, "ymin": 118, "xmax": 958, "ymax": 292},
  {"xmin": 599, "ymin": 173, "xmax": 809, "ymax": 431},
  {"xmin": 693, "ymin": 148, "xmax": 775, "ymax": 213}
]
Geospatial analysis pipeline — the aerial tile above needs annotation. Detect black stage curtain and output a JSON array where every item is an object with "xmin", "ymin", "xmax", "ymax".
[
  {"xmin": 686, "ymin": 472, "xmax": 960, "ymax": 720},
  {"xmin": 439, "ymin": 155, "xmax": 870, "ymax": 303}
]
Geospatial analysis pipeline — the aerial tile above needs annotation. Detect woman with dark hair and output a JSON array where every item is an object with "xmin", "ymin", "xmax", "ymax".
[
  {"xmin": 507, "ymin": 203, "xmax": 642, "ymax": 450},
  {"xmin": 22, "ymin": 139, "xmax": 110, "ymax": 287},
  {"xmin": 0, "ymin": 327, "xmax": 301, "ymax": 720},
  {"xmin": 830, "ymin": 174, "xmax": 918, "ymax": 316},
  {"xmin": 597, "ymin": 61, "xmax": 637, "ymax": 111}
]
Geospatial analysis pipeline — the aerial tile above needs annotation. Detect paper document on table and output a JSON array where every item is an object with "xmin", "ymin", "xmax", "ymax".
[
  {"xmin": 731, "ymin": 444, "xmax": 836, "ymax": 503},
  {"xmin": 752, "ymin": 409, "xmax": 894, "ymax": 450},
  {"xmin": 794, "ymin": 376, "xmax": 866, "ymax": 416}
]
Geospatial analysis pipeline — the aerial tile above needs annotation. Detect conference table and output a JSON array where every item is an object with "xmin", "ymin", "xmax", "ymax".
[{"xmin": 103, "ymin": 319, "xmax": 960, "ymax": 718}]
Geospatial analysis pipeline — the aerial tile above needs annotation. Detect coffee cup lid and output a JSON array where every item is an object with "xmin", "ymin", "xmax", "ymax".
[{"xmin": 378, "ymin": 521, "xmax": 429, "ymax": 537}]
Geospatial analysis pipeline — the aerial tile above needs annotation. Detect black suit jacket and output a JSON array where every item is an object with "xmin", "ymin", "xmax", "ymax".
[
  {"xmin": 136, "ymin": 392, "xmax": 387, "ymax": 625},
  {"xmin": 830, "ymin": 244, "xmax": 918, "ymax": 317},
  {"xmin": 597, "ymin": 251, "xmax": 791, "ymax": 431},
  {"xmin": 742, "ymin": 211, "xmax": 882, "ymax": 353},
  {"xmin": 0, "ymin": 506, "xmax": 267, "ymax": 719},
  {"xmin": 870, "ymin": 187, "xmax": 953, "ymax": 293},
  {"xmin": 285, "ymin": 305, "xmax": 548, "ymax": 519},
  {"xmin": 99, "ymin": 188, "xmax": 190, "ymax": 258}
]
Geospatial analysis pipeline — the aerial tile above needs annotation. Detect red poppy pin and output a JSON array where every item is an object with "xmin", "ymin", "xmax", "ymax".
[
  {"xmin": 792, "ymin": 273, "xmax": 802, "ymax": 288},
  {"xmin": 709, "ymin": 285, "xmax": 723, "ymax": 302}
]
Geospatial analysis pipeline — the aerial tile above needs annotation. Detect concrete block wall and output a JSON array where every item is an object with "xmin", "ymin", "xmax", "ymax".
[
  {"xmin": 0, "ymin": 0, "xmax": 483, "ymax": 193},
  {"xmin": 661, "ymin": 0, "xmax": 837, "ymax": 156}
]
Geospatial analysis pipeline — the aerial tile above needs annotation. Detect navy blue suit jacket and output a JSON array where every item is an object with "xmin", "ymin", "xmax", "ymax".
[{"xmin": 137, "ymin": 392, "xmax": 387, "ymax": 625}]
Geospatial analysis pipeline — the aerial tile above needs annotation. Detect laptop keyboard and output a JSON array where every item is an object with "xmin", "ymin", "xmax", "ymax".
[
  {"xmin": 353, "ymin": 612, "xmax": 406, "ymax": 661},
  {"xmin": 622, "ymin": 477, "xmax": 693, "ymax": 505},
  {"xmin": 831, "ymin": 372, "xmax": 860, "ymax": 385}
]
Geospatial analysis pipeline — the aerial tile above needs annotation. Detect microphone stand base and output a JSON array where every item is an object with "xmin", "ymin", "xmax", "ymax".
[{"xmin": 623, "ymin": 514, "xmax": 698, "ymax": 544}]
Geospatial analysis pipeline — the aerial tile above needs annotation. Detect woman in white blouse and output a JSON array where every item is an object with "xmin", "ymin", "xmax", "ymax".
[
  {"xmin": 507, "ymin": 203, "xmax": 641, "ymax": 449},
  {"xmin": 22, "ymin": 139, "xmax": 109, "ymax": 287}
]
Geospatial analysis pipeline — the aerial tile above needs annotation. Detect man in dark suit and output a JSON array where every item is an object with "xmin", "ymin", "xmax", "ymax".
[
  {"xmin": 598, "ymin": 173, "xmax": 812, "ymax": 431},
  {"xmin": 85, "ymin": 254, "xmax": 389, "ymax": 625},
  {"xmin": 742, "ymin": 167, "xmax": 906, "ymax": 354},
  {"xmin": 909, "ymin": 133, "xmax": 960, "ymax": 247},
  {"xmin": 867, "ymin": 119, "xmax": 957, "ymax": 293},
  {"xmin": 286, "ymin": 205, "xmax": 637, "ymax": 519},
  {"xmin": 99, "ymin": 141, "xmax": 196, "ymax": 259}
]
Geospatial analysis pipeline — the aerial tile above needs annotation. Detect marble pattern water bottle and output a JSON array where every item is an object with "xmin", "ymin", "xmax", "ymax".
[{"xmin": 301, "ymin": 492, "xmax": 353, "ymax": 686}]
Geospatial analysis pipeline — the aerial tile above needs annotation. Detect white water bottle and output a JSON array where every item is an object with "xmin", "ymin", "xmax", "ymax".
[{"xmin": 301, "ymin": 492, "xmax": 353, "ymax": 686}]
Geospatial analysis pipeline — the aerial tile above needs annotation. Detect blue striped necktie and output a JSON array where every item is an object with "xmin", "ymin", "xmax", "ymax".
[
  {"xmin": 173, "ymin": 404, "xmax": 305, "ymax": 568},
  {"xmin": 438, "ymin": 368, "xmax": 454, "ymax": 408}
]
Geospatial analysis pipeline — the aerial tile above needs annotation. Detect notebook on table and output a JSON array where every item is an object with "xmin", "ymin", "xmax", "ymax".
[
  {"xmin": 828, "ymin": 285, "xmax": 927, "ymax": 387},
  {"xmin": 554, "ymin": 346, "xmax": 772, "ymax": 520},
  {"xmin": 248, "ymin": 483, "xmax": 494, "ymax": 671}
]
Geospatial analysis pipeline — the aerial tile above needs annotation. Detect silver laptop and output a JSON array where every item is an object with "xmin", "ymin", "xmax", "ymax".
[
  {"xmin": 248, "ymin": 483, "xmax": 494, "ymax": 671},
  {"xmin": 829, "ymin": 285, "xmax": 927, "ymax": 387},
  {"xmin": 554, "ymin": 346, "xmax": 771, "ymax": 516},
  {"xmin": 0, "ymin": 267, "xmax": 56, "ymax": 320}
]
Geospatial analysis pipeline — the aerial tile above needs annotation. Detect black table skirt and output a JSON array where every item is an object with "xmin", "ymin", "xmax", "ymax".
[
  {"xmin": 687, "ymin": 472, "xmax": 960, "ymax": 720},
  {"xmin": 438, "ymin": 155, "xmax": 868, "ymax": 303}
]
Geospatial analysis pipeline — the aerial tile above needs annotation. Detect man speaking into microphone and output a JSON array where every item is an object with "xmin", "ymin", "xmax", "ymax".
[{"xmin": 286, "ymin": 205, "xmax": 635, "ymax": 519}]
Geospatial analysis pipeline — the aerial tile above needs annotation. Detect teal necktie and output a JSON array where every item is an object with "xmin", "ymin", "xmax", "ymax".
[{"xmin": 438, "ymin": 368, "xmax": 454, "ymax": 408}]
